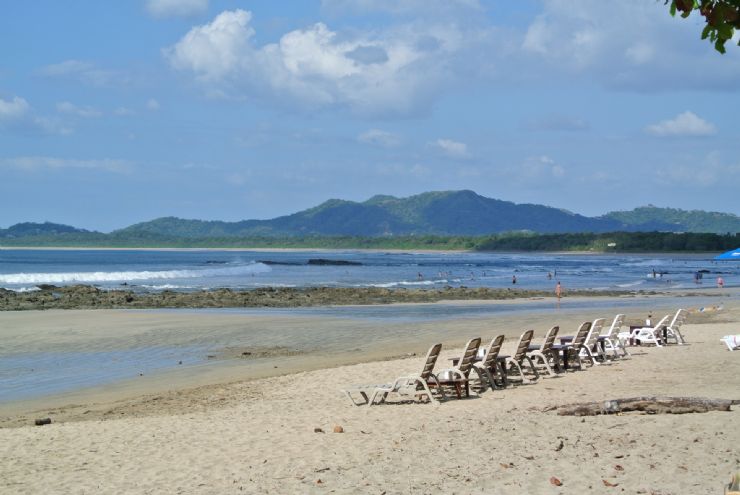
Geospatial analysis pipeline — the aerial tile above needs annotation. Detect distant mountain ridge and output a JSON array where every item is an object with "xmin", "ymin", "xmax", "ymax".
[{"xmin": 2, "ymin": 191, "xmax": 739, "ymax": 240}]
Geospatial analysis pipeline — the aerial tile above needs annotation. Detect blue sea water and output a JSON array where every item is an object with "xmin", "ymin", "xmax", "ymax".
[{"xmin": 0, "ymin": 249, "xmax": 736, "ymax": 292}]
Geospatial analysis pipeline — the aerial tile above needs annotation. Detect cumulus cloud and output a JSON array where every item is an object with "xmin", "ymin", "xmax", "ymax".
[
  {"xmin": 0, "ymin": 156, "xmax": 132, "ymax": 173},
  {"xmin": 56, "ymin": 101, "xmax": 102, "ymax": 118},
  {"xmin": 145, "ymin": 0, "xmax": 208, "ymax": 18},
  {"xmin": 146, "ymin": 98, "xmax": 160, "ymax": 110},
  {"xmin": 165, "ymin": 9, "xmax": 480, "ymax": 116},
  {"xmin": 431, "ymin": 138, "xmax": 469, "ymax": 158},
  {"xmin": 655, "ymin": 151, "xmax": 740, "ymax": 187},
  {"xmin": 357, "ymin": 129, "xmax": 401, "ymax": 147},
  {"xmin": 645, "ymin": 111, "xmax": 716, "ymax": 137},
  {"xmin": 515, "ymin": 155, "xmax": 565, "ymax": 181}
]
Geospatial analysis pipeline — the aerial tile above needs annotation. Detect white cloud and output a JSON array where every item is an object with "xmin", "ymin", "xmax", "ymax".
[
  {"xmin": 145, "ymin": 0, "xmax": 208, "ymax": 18},
  {"xmin": 655, "ymin": 151, "xmax": 740, "ymax": 187},
  {"xmin": 358, "ymin": 129, "xmax": 401, "ymax": 147},
  {"xmin": 519, "ymin": 0, "xmax": 740, "ymax": 91},
  {"xmin": 38, "ymin": 60, "xmax": 130, "ymax": 88},
  {"xmin": 56, "ymin": 101, "xmax": 102, "ymax": 118},
  {"xmin": 0, "ymin": 95, "xmax": 71, "ymax": 135},
  {"xmin": 165, "ymin": 9, "xmax": 479, "ymax": 116},
  {"xmin": 0, "ymin": 96, "xmax": 30, "ymax": 121},
  {"xmin": 0, "ymin": 156, "xmax": 132, "ymax": 173},
  {"xmin": 114, "ymin": 107, "xmax": 136, "ymax": 116},
  {"xmin": 513, "ymin": 155, "xmax": 566, "ymax": 182},
  {"xmin": 645, "ymin": 111, "xmax": 716, "ymax": 137},
  {"xmin": 146, "ymin": 98, "xmax": 160, "ymax": 110},
  {"xmin": 431, "ymin": 138, "xmax": 469, "ymax": 158},
  {"xmin": 321, "ymin": 0, "xmax": 482, "ymax": 17}
]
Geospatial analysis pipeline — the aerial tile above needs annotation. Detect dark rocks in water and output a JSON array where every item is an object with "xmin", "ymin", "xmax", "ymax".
[
  {"xmin": 307, "ymin": 258, "xmax": 362, "ymax": 266},
  {"xmin": 36, "ymin": 284, "xmax": 60, "ymax": 291},
  {"xmin": 258, "ymin": 260, "xmax": 304, "ymax": 266}
]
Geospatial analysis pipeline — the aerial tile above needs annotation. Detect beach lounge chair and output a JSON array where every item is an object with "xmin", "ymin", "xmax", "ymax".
[
  {"xmin": 598, "ymin": 314, "xmax": 630, "ymax": 359},
  {"xmin": 721, "ymin": 335, "xmax": 740, "ymax": 351},
  {"xmin": 665, "ymin": 308, "xmax": 688, "ymax": 345},
  {"xmin": 526, "ymin": 326, "xmax": 560, "ymax": 376},
  {"xmin": 626, "ymin": 315, "xmax": 671, "ymax": 347},
  {"xmin": 433, "ymin": 338, "xmax": 483, "ymax": 398},
  {"xmin": 342, "ymin": 343, "xmax": 445, "ymax": 406},
  {"xmin": 473, "ymin": 335, "xmax": 506, "ymax": 391},
  {"xmin": 579, "ymin": 318, "xmax": 606, "ymax": 366},
  {"xmin": 501, "ymin": 330, "xmax": 539, "ymax": 384},
  {"xmin": 552, "ymin": 321, "xmax": 592, "ymax": 371}
]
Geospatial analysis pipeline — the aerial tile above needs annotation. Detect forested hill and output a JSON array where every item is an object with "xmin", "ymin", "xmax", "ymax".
[{"xmin": 2, "ymin": 191, "xmax": 739, "ymax": 243}]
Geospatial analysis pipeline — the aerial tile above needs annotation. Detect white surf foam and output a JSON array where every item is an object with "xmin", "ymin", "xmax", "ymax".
[{"xmin": 0, "ymin": 263, "xmax": 271, "ymax": 285}]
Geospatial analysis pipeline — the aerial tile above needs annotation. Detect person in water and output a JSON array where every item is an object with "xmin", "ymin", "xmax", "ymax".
[
  {"xmin": 555, "ymin": 281, "xmax": 562, "ymax": 299},
  {"xmin": 512, "ymin": 275, "xmax": 517, "ymax": 284}
]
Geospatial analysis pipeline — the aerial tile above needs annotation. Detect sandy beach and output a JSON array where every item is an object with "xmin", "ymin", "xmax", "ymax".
[{"xmin": 1, "ymin": 294, "xmax": 739, "ymax": 494}]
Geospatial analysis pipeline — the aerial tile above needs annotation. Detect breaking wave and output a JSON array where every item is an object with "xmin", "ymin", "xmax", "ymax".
[{"xmin": 0, "ymin": 263, "xmax": 271, "ymax": 285}]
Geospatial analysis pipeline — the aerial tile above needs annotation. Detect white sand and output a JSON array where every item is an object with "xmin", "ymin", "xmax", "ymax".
[{"xmin": 1, "ymin": 301, "xmax": 739, "ymax": 494}]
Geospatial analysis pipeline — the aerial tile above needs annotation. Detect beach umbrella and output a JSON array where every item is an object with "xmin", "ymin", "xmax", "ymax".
[{"xmin": 714, "ymin": 248, "xmax": 740, "ymax": 260}]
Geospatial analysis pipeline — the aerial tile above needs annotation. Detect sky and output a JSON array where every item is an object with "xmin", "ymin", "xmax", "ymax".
[{"xmin": 1, "ymin": 0, "xmax": 739, "ymax": 232}]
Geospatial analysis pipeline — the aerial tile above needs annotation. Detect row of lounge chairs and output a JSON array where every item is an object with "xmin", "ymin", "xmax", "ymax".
[{"xmin": 343, "ymin": 309, "xmax": 689, "ymax": 407}]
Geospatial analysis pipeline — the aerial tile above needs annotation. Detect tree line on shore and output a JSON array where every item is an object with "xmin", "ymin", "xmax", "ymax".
[{"xmin": 1, "ymin": 231, "xmax": 737, "ymax": 253}]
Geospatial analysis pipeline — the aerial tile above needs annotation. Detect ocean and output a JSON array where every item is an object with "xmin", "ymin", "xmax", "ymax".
[{"xmin": 0, "ymin": 249, "xmax": 735, "ymax": 293}]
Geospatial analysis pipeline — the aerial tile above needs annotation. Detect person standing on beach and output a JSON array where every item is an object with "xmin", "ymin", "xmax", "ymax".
[{"xmin": 555, "ymin": 281, "xmax": 562, "ymax": 299}]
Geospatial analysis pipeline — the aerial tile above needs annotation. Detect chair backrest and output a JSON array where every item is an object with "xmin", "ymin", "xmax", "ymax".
[
  {"xmin": 512, "ymin": 330, "xmax": 535, "ymax": 361},
  {"xmin": 419, "ymin": 343, "xmax": 442, "ymax": 380},
  {"xmin": 601, "ymin": 314, "xmax": 624, "ymax": 337},
  {"xmin": 584, "ymin": 318, "xmax": 605, "ymax": 347},
  {"xmin": 571, "ymin": 321, "xmax": 592, "ymax": 350},
  {"xmin": 481, "ymin": 335, "xmax": 505, "ymax": 369},
  {"xmin": 669, "ymin": 309, "xmax": 687, "ymax": 330},
  {"xmin": 456, "ymin": 337, "xmax": 482, "ymax": 376},
  {"xmin": 652, "ymin": 314, "xmax": 670, "ymax": 331},
  {"xmin": 540, "ymin": 326, "xmax": 559, "ymax": 353}
]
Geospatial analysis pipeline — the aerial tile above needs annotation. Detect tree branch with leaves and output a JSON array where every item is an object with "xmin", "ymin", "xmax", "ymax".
[{"xmin": 666, "ymin": 0, "xmax": 740, "ymax": 53}]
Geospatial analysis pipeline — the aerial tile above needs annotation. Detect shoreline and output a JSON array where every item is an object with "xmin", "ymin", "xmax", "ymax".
[{"xmin": 0, "ymin": 292, "xmax": 732, "ymax": 423}]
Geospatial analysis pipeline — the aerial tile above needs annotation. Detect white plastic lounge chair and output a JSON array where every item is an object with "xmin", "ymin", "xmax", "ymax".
[
  {"xmin": 721, "ymin": 335, "xmax": 740, "ymax": 351},
  {"xmin": 598, "ymin": 314, "xmax": 630, "ymax": 358},
  {"xmin": 501, "ymin": 330, "xmax": 540, "ymax": 384},
  {"xmin": 552, "ymin": 321, "xmax": 592, "ymax": 371},
  {"xmin": 433, "ymin": 338, "xmax": 483, "ymax": 398},
  {"xmin": 342, "ymin": 343, "xmax": 445, "ymax": 406},
  {"xmin": 630, "ymin": 315, "xmax": 671, "ymax": 347},
  {"xmin": 665, "ymin": 308, "xmax": 688, "ymax": 345},
  {"xmin": 473, "ymin": 335, "xmax": 506, "ymax": 391},
  {"xmin": 526, "ymin": 326, "xmax": 560, "ymax": 376},
  {"xmin": 579, "ymin": 318, "xmax": 606, "ymax": 366}
]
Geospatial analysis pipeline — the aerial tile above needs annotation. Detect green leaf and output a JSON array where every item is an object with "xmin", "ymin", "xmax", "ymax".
[
  {"xmin": 701, "ymin": 24, "xmax": 713, "ymax": 39},
  {"xmin": 715, "ymin": 38, "xmax": 727, "ymax": 53},
  {"xmin": 670, "ymin": 2, "xmax": 677, "ymax": 16},
  {"xmin": 718, "ymin": 23, "xmax": 734, "ymax": 39}
]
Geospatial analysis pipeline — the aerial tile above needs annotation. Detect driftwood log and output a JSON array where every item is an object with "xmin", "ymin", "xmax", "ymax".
[{"xmin": 550, "ymin": 396, "xmax": 740, "ymax": 416}]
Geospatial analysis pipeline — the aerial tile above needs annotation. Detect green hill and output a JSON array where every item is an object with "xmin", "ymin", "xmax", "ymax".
[{"xmin": 601, "ymin": 205, "xmax": 740, "ymax": 234}]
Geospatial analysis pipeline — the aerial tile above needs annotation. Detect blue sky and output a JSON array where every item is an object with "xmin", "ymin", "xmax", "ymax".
[{"xmin": 1, "ymin": 0, "xmax": 739, "ymax": 232}]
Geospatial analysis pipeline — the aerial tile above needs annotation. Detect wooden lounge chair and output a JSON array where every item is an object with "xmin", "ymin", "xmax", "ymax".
[
  {"xmin": 500, "ymin": 330, "xmax": 539, "ymax": 384},
  {"xmin": 473, "ymin": 335, "xmax": 506, "ymax": 391},
  {"xmin": 552, "ymin": 321, "xmax": 592, "ymax": 371},
  {"xmin": 433, "ymin": 337, "xmax": 483, "ymax": 398},
  {"xmin": 598, "ymin": 314, "xmax": 629, "ymax": 359},
  {"xmin": 342, "ymin": 343, "xmax": 445, "ymax": 406},
  {"xmin": 526, "ymin": 326, "xmax": 560, "ymax": 376}
]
